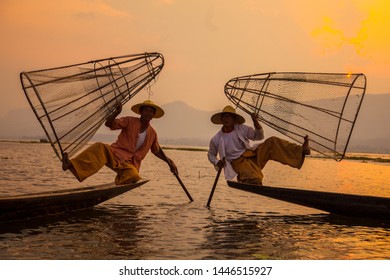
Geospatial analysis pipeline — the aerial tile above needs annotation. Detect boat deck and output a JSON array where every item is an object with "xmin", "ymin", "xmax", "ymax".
[
  {"xmin": 0, "ymin": 180, "xmax": 149, "ymax": 222},
  {"xmin": 227, "ymin": 181, "xmax": 390, "ymax": 221}
]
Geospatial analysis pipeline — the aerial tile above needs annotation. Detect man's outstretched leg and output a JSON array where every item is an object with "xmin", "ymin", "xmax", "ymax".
[
  {"xmin": 256, "ymin": 135, "xmax": 311, "ymax": 169},
  {"xmin": 61, "ymin": 142, "xmax": 116, "ymax": 182}
]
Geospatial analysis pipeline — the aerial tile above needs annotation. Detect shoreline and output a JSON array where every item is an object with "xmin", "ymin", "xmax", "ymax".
[{"xmin": 1, "ymin": 139, "xmax": 389, "ymax": 163}]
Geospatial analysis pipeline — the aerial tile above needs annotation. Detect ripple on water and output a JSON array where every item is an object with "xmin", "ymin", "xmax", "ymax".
[{"xmin": 0, "ymin": 143, "xmax": 389, "ymax": 259}]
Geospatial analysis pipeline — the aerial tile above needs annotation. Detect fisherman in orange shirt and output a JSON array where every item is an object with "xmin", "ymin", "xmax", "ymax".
[{"xmin": 62, "ymin": 100, "xmax": 177, "ymax": 185}]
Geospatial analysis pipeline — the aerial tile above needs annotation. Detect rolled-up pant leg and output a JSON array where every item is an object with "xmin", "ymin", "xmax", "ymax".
[
  {"xmin": 256, "ymin": 136, "xmax": 304, "ymax": 169},
  {"xmin": 69, "ymin": 142, "xmax": 141, "ymax": 185},
  {"xmin": 231, "ymin": 137, "xmax": 304, "ymax": 185},
  {"xmin": 113, "ymin": 162, "xmax": 141, "ymax": 185},
  {"xmin": 69, "ymin": 142, "xmax": 116, "ymax": 182},
  {"xmin": 231, "ymin": 150, "xmax": 264, "ymax": 185}
]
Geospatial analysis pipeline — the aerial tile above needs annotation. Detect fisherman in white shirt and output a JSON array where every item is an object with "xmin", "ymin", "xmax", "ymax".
[{"xmin": 208, "ymin": 105, "xmax": 310, "ymax": 185}]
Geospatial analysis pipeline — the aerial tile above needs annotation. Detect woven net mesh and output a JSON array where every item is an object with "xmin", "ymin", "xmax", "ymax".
[
  {"xmin": 224, "ymin": 72, "xmax": 366, "ymax": 161},
  {"xmin": 21, "ymin": 52, "xmax": 164, "ymax": 160}
]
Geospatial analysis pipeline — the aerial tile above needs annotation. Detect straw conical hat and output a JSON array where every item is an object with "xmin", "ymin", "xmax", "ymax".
[
  {"xmin": 211, "ymin": 105, "xmax": 245, "ymax": 124},
  {"xmin": 131, "ymin": 100, "xmax": 164, "ymax": 118}
]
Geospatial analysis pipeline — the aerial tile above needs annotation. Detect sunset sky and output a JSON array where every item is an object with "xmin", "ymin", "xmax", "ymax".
[{"xmin": 1, "ymin": 0, "xmax": 390, "ymax": 117}]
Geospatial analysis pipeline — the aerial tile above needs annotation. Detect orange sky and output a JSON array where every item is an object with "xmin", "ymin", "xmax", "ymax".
[{"xmin": 0, "ymin": 0, "xmax": 389, "ymax": 117}]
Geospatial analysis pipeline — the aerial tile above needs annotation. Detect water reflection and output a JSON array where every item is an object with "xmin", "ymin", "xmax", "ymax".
[
  {"xmin": 203, "ymin": 212, "xmax": 330, "ymax": 260},
  {"xmin": 1, "ymin": 142, "xmax": 390, "ymax": 259},
  {"xmin": 0, "ymin": 205, "xmax": 150, "ymax": 259},
  {"xmin": 204, "ymin": 214, "xmax": 265, "ymax": 259},
  {"xmin": 203, "ymin": 212, "xmax": 390, "ymax": 260}
]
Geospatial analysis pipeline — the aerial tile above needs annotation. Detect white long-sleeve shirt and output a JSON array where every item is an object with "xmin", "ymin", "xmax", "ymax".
[{"xmin": 208, "ymin": 124, "xmax": 264, "ymax": 180}]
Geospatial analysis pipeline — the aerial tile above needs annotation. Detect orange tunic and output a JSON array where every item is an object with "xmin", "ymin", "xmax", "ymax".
[
  {"xmin": 69, "ymin": 116, "xmax": 160, "ymax": 185},
  {"xmin": 110, "ymin": 116, "xmax": 160, "ymax": 170}
]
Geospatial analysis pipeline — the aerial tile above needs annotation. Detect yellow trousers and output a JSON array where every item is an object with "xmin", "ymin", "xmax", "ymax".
[
  {"xmin": 231, "ymin": 136, "xmax": 304, "ymax": 185},
  {"xmin": 69, "ymin": 142, "xmax": 141, "ymax": 185}
]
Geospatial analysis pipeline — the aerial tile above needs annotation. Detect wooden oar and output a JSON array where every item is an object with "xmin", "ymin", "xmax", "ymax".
[
  {"xmin": 159, "ymin": 147, "xmax": 194, "ymax": 202},
  {"xmin": 206, "ymin": 158, "xmax": 224, "ymax": 207}
]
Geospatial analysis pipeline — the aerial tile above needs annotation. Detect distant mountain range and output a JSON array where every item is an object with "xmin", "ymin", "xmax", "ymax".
[{"xmin": 1, "ymin": 94, "xmax": 389, "ymax": 153}]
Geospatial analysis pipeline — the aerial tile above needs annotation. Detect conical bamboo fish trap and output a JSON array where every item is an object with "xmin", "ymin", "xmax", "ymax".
[
  {"xmin": 21, "ymin": 52, "xmax": 164, "ymax": 160},
  {"xmin": 225, "ymin": 72, "xmax": 366, "ymax": 160}
]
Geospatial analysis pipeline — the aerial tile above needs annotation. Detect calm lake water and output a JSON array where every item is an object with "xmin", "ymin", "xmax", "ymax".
[{"xmin": 0, "ymin": 141, "xmax": 389, "ymax": 260}]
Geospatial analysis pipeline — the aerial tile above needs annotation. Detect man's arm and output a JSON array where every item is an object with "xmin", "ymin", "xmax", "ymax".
[
  {"xmin": 250, "ymin": 112, "xmax": 262, "ymax": 130},
  {"xmin": 208, "ymin": 139, "xmax": 225, "ymax": 168},
  {"xmin": 105, "ymin": 103, "xmax": 123, "ymax": 128},
  {"xmin": 155, "ymin": 147, "xmax": 178, "ymax": 174},
  {"xmin": 249, "ymin": 112, "xmax": 264, "ymax": 140}
]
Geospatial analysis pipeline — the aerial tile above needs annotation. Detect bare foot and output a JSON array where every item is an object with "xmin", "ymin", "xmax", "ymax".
[
  {"xmin": 62, "ymin": 152, "xmax": 71, "ymax": 171},
  {"xmin": 303, "ymin": 135, "xmax": 311, "ymax": 155}
]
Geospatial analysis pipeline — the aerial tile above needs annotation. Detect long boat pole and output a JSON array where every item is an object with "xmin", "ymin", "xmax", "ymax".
[
  {"xmin": 206, "ymin": 159, "xmax": 224, "ymax": 207},
  {"xmin": 159, "ymin": 147, "xmax": 193, "ymax": 202}
]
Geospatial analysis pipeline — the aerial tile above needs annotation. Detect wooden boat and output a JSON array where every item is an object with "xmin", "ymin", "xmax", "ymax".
[
  {"xmin": 0, "ymin": 180, "xmax": 148, "ymax": 222},
  {"xmin": 227, "ymin": 181, "xmax": 390, "ymax": 220}
]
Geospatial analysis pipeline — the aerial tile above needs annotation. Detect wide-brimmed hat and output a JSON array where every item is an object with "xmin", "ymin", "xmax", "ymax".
[
  {"xmin": 131, "ymin": 100, "xmax": 165, "ymax": 118},
  {"xmin": 211, "ymin": 105, "xmax": 245, "ymax": 125}
]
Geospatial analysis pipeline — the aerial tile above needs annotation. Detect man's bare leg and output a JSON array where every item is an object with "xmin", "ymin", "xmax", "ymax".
[
  {"xmin": 62, "ymin": 152, "xmax": 72, "ymax": 171},
  {"xmin": 303, "ymin": 135, "xmax": 311, "ymax": 155}
]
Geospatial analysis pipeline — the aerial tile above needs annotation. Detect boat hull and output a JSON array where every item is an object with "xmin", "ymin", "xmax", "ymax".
[
  {"xmin": 0, "ymin": 180, "xmax": 148, "ymax": 222},
  {"xmin": 227, "ymin": 181, "xmax": 390, "ymax": 220}
]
